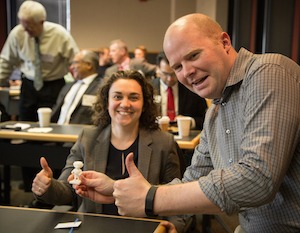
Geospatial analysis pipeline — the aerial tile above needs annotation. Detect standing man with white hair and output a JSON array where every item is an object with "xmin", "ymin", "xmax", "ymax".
[
  {"xmin": 0, "ymin": 1, "xmax": 79, "ymax": 194},
  {"xmin": 0, "ymin": 0, "xmax": 79, "ymax": 122}
]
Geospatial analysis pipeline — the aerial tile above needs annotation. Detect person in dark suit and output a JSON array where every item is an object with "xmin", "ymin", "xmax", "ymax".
[
  {"xmin": 22, "ymin": 49, "xmax": 102, "ymax": 196},
  {"xmin": 51, "ymin": 49, "xmax": 103, "ymax": 125},
  {"xmin": 104, "ymin": 39, "xmax": 156, "ymax": 79},
  {"xmin": 32, "ymin": 70, "xmax": 188, "ymax": 232},
  {"xmin": 151, "ymin": 51, "xmax": 207, "ymax": 130},
  {"xmin": 97, "ymin": 47, "xmax": 112, "ymax": 78}
]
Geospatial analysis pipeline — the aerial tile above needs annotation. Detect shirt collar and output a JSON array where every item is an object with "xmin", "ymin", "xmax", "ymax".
[
  {"xmin": 79, "ymin": 73, "xmax": 97, "ymax": 85},
  {"xmin": 214, "ymin": 48, "xmax": 253, "ymax": 105}
]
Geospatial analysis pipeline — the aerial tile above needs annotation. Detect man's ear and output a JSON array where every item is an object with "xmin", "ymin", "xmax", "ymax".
[{"xmin": 221, "ymin": 32, "xmax": 232, "ymax": 52}]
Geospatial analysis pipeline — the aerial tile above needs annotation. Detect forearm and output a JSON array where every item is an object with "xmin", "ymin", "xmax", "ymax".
[{"xmin": 154, "ymin": 181, "xmax": 222, "ymax": 216}]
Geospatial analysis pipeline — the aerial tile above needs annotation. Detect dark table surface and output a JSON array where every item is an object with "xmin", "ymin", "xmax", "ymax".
[{"xmin": 0, "ymin": 206, "xmax": 165, "ymax": 233}]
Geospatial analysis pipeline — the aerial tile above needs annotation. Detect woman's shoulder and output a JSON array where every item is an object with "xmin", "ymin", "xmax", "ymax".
[
  {"xmin": 142, "ymin": 129, "xmax": 174, "ymax": 143},
  {"xmin": 81, "ymin": 125, "xmax": 102, "ymax": 137}
]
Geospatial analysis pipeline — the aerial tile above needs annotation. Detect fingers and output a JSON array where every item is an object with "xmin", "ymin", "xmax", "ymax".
[
  {"xmin": 159, "ymin": 221, "xmax": 177, "ymax": 233},
  {"xmin": 125, "ymin": 152, "xmax": 141, "ymax": 177},
  {"xmin": 32, "ymin": 177, "xmax": 47, "ymax": 196},
  {"xmin": 32, "ymin": 184, "xmax": 45, "ymax": 196},
  {"xmin": 40, "ymin": 157, "xmax": 53, "ymax": 178},
  {"xmin": 78, "ymin": 171, "xmax": 100, "ymax": 187},
  {"xmin": 31, "ymin": 157, "xmax": 53, "ymax": 196}
]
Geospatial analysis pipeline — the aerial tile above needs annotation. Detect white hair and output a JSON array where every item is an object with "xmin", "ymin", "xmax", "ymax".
[{"xmin": 18, "ymin": 1, "xmax": 47, "ymax": 22}]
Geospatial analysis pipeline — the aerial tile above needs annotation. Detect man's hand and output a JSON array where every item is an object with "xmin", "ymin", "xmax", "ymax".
[{"xmin": 113, "ymin": 152, "xmax": 151, "ymax": 217}]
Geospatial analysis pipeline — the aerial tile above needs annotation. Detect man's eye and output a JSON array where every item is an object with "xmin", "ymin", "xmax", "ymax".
[
  {"xmin": 173, "ymin": 65, "xmax": 182, "ymax": 72},
  {"xmin": 188, "ymin": 53, "xmax": 199, "ymax": 60}
]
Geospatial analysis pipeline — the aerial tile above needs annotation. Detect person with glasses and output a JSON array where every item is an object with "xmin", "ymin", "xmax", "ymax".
[
  {"xmin": 51, "ymin": 49, "xmax": 103, "ymax": 125},
  {"xmin": 151, "ymin": 52, "xmax": 207, "ymax": 130}
]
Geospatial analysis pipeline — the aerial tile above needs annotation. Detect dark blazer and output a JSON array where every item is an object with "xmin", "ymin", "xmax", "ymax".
[
  {"xmin": 51, "ymin": 75, "xmax": 102, "ymax": 125},
  {"xmin": 104, "ymin": 58, "xmax": 156, "ymax": 79},
  {"xmin": 151, "ymin": 78, "xmax": 208, "ymax": 130},
  {"xmin": 39, "ymin": 125, "xmax": 180, "ymax": 210},
  {"xmin": 36, "ymin": 125, "xmax": 186, "ymax": 231}
]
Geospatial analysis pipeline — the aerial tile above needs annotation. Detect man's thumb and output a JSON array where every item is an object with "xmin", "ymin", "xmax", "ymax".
[
  {"xmin": 125, "ymin": 152, "xmax": 140, "ymax": 177},
  {"xmin": 40, "ymin": 157, "xmax": 53, "ymax": 176}
]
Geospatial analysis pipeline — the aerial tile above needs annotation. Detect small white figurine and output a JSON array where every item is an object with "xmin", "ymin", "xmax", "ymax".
[{"xmin": 69, "ymin": 161, "xmax": 84, "ymax": 185}]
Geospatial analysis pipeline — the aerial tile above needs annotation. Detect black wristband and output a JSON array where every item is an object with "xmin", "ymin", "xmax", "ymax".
[{"xmin": 145, "ymin": 186, "xmax": 158, "ymax": 217}]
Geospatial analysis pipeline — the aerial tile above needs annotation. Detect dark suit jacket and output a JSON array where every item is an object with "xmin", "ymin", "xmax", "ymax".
[
  {"xmin": 104, "ymin": 58, "xmax": 156, "ymax": 79},
  {"xmin": 151, "ymin": 78, "xmax": 207, "ymax": 130},
  {"xmin": 51, "ymin": 75, "xmax": 102, "ymax": 125}
]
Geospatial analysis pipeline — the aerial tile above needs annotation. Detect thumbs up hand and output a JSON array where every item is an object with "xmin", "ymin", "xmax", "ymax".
[
  {"xmin": 113, "ymin": 152, "xmax": 151, "ymax": 217},
  {"xmin": 32, "ymin": 157, "xmax": 53, "ymax": 196}
]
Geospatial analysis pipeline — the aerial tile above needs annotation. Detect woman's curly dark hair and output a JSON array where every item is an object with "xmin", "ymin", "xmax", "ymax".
[{"xmin": 92, "ymin": 70, "xmax": 159, "ymax": 131}]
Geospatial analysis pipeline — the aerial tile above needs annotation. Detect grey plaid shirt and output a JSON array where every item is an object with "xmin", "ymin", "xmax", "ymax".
[{"xmin": 180, "ymin": 48, "xmax": 300, "ymax": 232}]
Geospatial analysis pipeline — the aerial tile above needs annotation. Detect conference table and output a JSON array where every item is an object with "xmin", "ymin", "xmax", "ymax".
[
  {"xmin": 0, "ymin": 205, "xmax": 166, "ymax": 233},
  {"xmin": 0, "ymin": 121, "xmax": 200, "ymax": 148},
  {"xmin": 0, "ymin": 121, "xmax": 200, "ymax": 204}
]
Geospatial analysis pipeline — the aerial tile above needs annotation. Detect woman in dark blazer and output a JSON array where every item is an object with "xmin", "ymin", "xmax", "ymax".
[{"xmin": 32, "ymin": 70, "xmax": 187, "ymax": 232}]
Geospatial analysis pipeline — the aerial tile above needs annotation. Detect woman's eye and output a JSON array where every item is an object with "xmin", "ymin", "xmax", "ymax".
[
  {"xmin": 113, "ymin": 95, "xmax": 122, "ymax": 100},
  {"xmin": 130, "ymin": 96, "xmax": 139, "ymax": 101}
]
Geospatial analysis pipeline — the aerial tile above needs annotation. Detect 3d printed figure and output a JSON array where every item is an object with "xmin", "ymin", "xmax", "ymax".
[{"xmin": 69, "ymin": 161, "xmax": 84, "ymax": 185}]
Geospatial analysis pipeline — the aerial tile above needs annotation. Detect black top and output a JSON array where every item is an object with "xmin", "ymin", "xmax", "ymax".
[{"xmin": 103, "ymin": 136, "xmax": 139, "ymax": 215}]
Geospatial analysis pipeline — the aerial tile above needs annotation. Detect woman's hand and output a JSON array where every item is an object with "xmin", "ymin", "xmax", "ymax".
[
  {"xmin": 72, "ymin": 171, "xmax": 115, "ymax": 204},
  {"xmin": 32, "ymin": 157, "xmax": 53, "ymax": 196}
]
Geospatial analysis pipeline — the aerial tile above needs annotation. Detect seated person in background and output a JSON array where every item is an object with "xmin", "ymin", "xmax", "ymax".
[
  {"xmin": 32, "ymin": 70, "xmax": 187, "ymax": 232},
  {"xmin": 22, "ymin": 49, "xmax": 102, "ymax": 198},
  {"xmin": 51, "ymin": 49, "xmax": 103, "ymax": 125},
  {"xmin": 97, "ymin": 47, "xmax": 112, "ymax": 78},
  {"xmin": 151, "ymin": 52, "xmax": 207, "ymax": 130},
  {"xmin": 104, "ymin": 40, "xmax": 156, "ymax": 79},
  {"xmin": 134, "ymin": 45, "xmax": 147, "ymax": 61}
]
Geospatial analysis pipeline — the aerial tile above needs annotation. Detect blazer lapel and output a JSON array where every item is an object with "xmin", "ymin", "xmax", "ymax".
[
  {"xmin": 93, "ymin": 126, "xmax": 111, "ymax": 173},
  {"xmin": 137, "ymin": 129, "xmax": 153, "ymax": 180}
]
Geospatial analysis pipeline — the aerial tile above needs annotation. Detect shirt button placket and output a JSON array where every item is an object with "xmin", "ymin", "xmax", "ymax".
[{"xmin": 225, "ymin": 127, "xmax": 232, "ymax": 164}]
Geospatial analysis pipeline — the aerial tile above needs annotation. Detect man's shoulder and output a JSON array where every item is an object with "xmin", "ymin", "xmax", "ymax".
[
  {"xmin": 44, "ymin": 21, "xmax": 65, "ymax": 30},
  {"xmin": 43, "ymin": 21, "xmax": 69, "ymax": 36},
  {"xmin": 9, "ymin": 24, "xmax": 25, "ymax": 38}
]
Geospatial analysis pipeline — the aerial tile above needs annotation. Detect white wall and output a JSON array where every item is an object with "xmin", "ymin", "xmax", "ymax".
[{"xmin": 70, "ymin": 0, "xmax": 228, "ymax": 52}]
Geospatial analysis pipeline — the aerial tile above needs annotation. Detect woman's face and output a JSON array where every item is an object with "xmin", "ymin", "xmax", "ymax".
[{"xmin": 108, "ymin": 78, "xmax": 144, "ymax": 129}]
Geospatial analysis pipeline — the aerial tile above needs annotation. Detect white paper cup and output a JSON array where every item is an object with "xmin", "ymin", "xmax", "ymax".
[
  {"xmin": 177, "ymin": 116, "xmax": 192, "ymax": 137},
  {"xmin": 37, "ymin": 107, "xmax": 52, "ymax": 127},
  {"xmin": 158, "ymin": 116, "xmax": 170, "ymax": 132}
]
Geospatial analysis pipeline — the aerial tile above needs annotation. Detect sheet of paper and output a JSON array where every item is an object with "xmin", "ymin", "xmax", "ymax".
[
  {"xmin": 13, "ymin": 123, "xmax": 31, "ymax": 130},
  {"xmin": 27, "ymin": 127, "xmax": 53, "ymax": 133},
  {"xmin": 54, "ymin": 220, "xmax": 82, "ymax": 229}
]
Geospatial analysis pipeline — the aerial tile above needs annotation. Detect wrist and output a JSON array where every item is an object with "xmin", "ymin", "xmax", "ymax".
[{"xmin": 145, "ymin": 185, "xmax": 158, "ymax": 217}]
